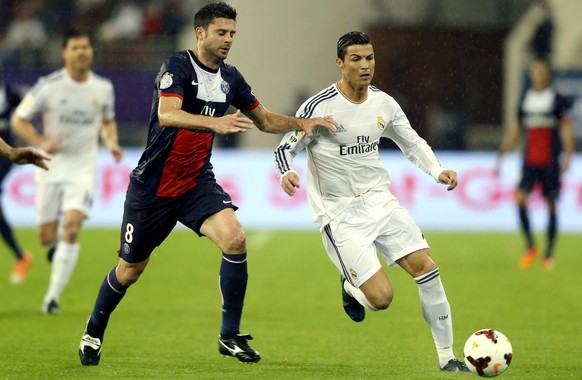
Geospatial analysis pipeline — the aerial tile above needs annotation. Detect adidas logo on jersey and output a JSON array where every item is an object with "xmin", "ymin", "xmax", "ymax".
[{"xmin": 336, "ymin": 124, "xmax": 347, "ymax": 133}]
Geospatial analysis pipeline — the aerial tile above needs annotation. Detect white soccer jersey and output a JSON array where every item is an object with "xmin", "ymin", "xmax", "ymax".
[
  {"xmin": 274, "ymin": 83, "xmax": 445, "ymax": 230},
  {"xmin": 16, "ymin": 68, "xmax": 115, "ymax": 184}
]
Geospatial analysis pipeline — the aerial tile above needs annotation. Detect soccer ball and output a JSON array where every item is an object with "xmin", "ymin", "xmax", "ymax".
[{"xmin": 463, "ymin": 329, "xmax": 513, "ymax": 377}]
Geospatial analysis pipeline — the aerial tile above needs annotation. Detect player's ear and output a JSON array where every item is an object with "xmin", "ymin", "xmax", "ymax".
[
  {"xmin": 336, "ymin": 58, "xmax": 344, "ymax": 70},
  {"xmin": 195, "ymin": 26, "xmax": 205, "ymax": 40}
]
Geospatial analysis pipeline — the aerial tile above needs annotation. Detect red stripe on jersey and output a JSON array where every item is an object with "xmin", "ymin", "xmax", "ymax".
[
  {"xmin": 157, "ymin": 129, "xmax": 212, "ymax": 197},
  {"xmin": 161, "ymin": 92, "xmax": 184, "ymax": 101},
  {"xmin": 241, "ymin": 100, "xmax": 260, "ymax": 113},
  {"xmin": 525, "ymin": 128, "xmax": 553, "ymax": 167}
]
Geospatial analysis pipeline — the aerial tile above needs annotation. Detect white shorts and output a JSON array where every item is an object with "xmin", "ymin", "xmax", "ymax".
[
  {"xmin": 321, "ymin": 191, "xmax": 429, "ymax": 288},
  {"xmin": 36, "ymin": 181, "xmax": 94, "ymax": 224}
]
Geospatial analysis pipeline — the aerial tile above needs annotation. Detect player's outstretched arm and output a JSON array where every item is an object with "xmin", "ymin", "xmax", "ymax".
[
  {"xmin": 158, "ymin": 96, "xmax": 253, "ymax": 134},
  {"xmin": 0, "ymin": 139, "xmax": 50, "ymax": 170},
  {"xmin": 245, "ymin": 103, "xmax": 337, "ymax": 137}
]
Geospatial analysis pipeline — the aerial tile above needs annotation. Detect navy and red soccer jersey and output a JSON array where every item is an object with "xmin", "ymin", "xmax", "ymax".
[
  {"xmin": 131, "ymin": 50, "xmax": 259, "ymax": 197},
  {"xmin": 517, "ymin": 88, "xmax": 570, "ymax": 167}
]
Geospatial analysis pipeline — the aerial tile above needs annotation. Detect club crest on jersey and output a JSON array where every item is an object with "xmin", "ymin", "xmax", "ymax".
[
  {"xmin": 220, "ymin": 80, "xmax": 230, "ymax": 94},
  {"xmin": 91, "ymin": 97, "xmax": 99, "ymax": 108},
  {"xmin": 160, "ymin": 72, "xmax": 173, "ymax": 90},
  {"xmin": 377, "ymin": 115, "xmax": 386, "ymax": 130},
  {"xmin": 349, "ymin": 268, "xmax": 358, "ymax": 280}
]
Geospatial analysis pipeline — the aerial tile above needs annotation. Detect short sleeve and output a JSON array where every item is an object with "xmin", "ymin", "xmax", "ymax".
[
  {"xmin": 231, "ymin": 68, "xmax": 258, "ymax": 112},
  {"xmin": 15, "ymin": 78, "xmax": 50, "ymax": 120},
  {"xmin": 156, "ymin": 53, "xmax": 190, "ymax": 100},
  {"xmin": 555, "ymin": 93, "xmax": 571, "ymax": 119}
]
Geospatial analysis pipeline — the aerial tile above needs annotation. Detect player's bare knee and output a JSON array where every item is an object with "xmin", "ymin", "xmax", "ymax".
[
  {"xmin": 38, "ymin": 226, "xmax": 57, "ymax": 246},
  {"xmin": 117, "ymin": 261, "xmax": 146, "ymax": 286},
  {"xmin": 39, "ymin": 233, "xmax": 55, "ymax": 247},
  {"xmin": 61, "ymin": 221, "xmax": 82, "ymax": 243},
  {"xmin": 370, "ymin": 293, "xmax": 393, "ymax": 310},
  {"xmin": 221, "ymin": 231, "xmax": 246, "ymax": 254},
  {"xmin": 118, "ymin": 267, "xmax": 143, "ymax": 286},
  {"xmin": 366, "ymin": 286, "xmax": 394, "ymax": 310}
]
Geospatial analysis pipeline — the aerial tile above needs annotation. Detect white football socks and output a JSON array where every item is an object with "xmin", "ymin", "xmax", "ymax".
[
  {"xmin": 343, "ymin": 280, "xmax": 379, "ymax": 311},
  {"xmin": 44, "ymin": 241, "xmax": 80, "ymax": 304},
  {"xmin": 415, "ymin": 267, "xmax": 455, "ymax": 367}
]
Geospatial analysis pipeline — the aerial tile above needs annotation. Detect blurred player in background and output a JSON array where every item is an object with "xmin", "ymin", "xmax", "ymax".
[
  {"xmin": 496, "ymin": 58, "xmax": 574, "ymax": 270},
  {"xmin": 77, "ymin": 1, "xmax": 336, "ymax": 367},
  {"xmin": 1, "ymin": 65, "xmax": 34, "ymax": 284},
  {"xmin": 11, "ymin": 29, "xmax": 124, "ymax": 314},
  {"xmin": 274, "ymin": 31, "xmax": 469, "ymax": 373}
]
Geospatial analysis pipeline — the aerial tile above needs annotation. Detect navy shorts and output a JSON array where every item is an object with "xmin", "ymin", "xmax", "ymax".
[
  {"xmin": 118, "ymin": 178, "xmax": 237, "ymax": 263},
  {"xmin": 518, "ymin": 163, "xmax": 561, "ymax": 199}
]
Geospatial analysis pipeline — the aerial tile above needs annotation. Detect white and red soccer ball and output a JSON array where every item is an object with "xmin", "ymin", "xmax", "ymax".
[{"xmin": 463, "ymin": 329, "xmax": 513, "ymax": 377}]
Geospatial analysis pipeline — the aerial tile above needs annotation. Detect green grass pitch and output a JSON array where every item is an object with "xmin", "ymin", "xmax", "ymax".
[{"xmin": 1, "ymin": 229, "xmax": 581, "ymax": 379}]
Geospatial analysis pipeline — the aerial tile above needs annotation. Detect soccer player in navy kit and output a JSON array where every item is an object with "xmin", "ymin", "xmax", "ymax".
[
  {"xmin": 496, "ymin": 58, "xmax": 574, "ymax": 270},
  {"xmin": 0, "ymin": 72, "xmax": 34, "ymax": 284},
  {"xmin": 78, "ymin": 2, "xmax": 337, "ymax": 366}
]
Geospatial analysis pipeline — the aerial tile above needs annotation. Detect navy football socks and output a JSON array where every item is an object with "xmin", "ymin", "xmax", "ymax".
[
  {"xmin": 89, "ymin": 266, "xmax": 128, "ymax": 337},
  {"xmin": 219, "ymin": 252, "xmax": 248, "ymax": 338}
]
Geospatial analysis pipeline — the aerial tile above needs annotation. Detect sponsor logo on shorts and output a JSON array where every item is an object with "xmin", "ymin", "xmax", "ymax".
[{"xmin": 123, "ymin": 243, "xmax": 130, "ymax": 255}]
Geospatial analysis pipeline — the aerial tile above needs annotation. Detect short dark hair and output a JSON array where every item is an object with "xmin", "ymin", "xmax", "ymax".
[
  {"xmin": 337, "ymin": 31, "xmax": 371, "ymax": 59},
  {"xmin": 194, "ymin": 1, "xmax": 237, "ymax": 29},
  {"xmin": 62, "ymin": 28, "xmax": 91, "ymax": 48}
]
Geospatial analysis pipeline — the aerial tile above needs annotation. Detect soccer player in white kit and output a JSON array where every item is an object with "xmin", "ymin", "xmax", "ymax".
[
  {"xmin": 11, "ymin": 29, "xmax": 124, "ymax": 314},
  {"xmin": 274, "ymin": 31, "xmax": 469, "ymax": 373}
]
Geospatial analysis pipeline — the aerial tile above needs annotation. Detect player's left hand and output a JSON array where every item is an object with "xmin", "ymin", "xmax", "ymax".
[
  {"xmin": 301, "ymin": 115, "xmax": 338, "ymax": 138},
  {"xmin": 110, "ymin": 145, "xmax": 124, "ymax": 163},
  {"xmin": 281, "ymin": 171, "xmax": 301, "ymax": 196},
  {"xmin": 438, "ymin": 170, "xmax": 458, "ymax": 191},
  {"xmin": 9, "ymin": 147, "xmax": 50, "ymax": 170}
]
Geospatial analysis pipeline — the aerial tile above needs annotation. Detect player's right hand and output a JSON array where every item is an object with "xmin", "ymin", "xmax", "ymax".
[
  {"xmin": 215, "ymin": 109, "xmax": 254, "ymax": 134},
  {"xmin": 301, "ymin": 115, "xmax": 338, "ymax": 138},
  {"xmin": 10, "ymin": 147, "xmax": 50, "ymax": 170},
  {"xmin": 281, "ymin": 171, "xmax": 300, "ymax": 196}
]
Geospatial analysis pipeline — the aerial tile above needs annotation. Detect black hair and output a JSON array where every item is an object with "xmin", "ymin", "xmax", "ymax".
[
  {"xmin": 337, "ymin": 31, "xmax": 371, "ymax": 59},
  {"xmin": 62, "ymin": 28, "xmax": 91, "ymax": 48},
  {"xmin": 194, "ymin": 1, "xmax": 237, "ymax": 29}
]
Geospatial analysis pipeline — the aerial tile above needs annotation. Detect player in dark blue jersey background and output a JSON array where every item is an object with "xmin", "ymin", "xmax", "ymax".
[
  {"xmin": 1, "ymin": 72, "xmax": 37, "ymax": 284},
  {"xmin": 496, "ymin": 58, "xmax": 574, "ymax": 270},
  {"xmin": 79, "ymin": 1, "xmax": 337, "ymax": 366}
]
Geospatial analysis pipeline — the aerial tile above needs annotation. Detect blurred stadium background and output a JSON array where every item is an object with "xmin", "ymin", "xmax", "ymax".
[{"xmin": 1, "ymin": 0, "xmax": 581, "ymax": 232}]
